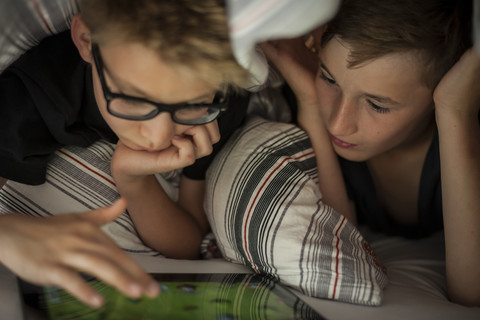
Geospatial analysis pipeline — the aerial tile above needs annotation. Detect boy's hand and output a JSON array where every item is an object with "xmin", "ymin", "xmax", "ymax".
[
  {"xmin": 434, "ymin": 47, "xmax": 480, "ymax": 118},
  {"xmin": 260, "ymin": 27, "xmax": 325, "ymax": 126},
  {"xmin": 0, "ymin": 199, "xmax": 159, "ymax": 308},
  {"xmin": 112, "ymin": 121, "xmax": 220, "ymax": 182},
  {"xmin": 433, "ymin": 47, "xmax": 480, "ymax": 306},
  {"xmin": 261, "ymin": 37, "xmax": 318, "ymax": 108}
]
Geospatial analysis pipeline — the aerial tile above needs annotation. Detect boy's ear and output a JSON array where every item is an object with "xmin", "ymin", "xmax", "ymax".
[{"xmin": 71, "ymin": 14, "xmax": 92, "ymax": 63}]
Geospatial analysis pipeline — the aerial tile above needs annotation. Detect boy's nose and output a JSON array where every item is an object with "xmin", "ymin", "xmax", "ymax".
[
  {"xmin": 327, "ymin": 98, "xmax": 358, "ymax": 136},
  {"xmin": 139, "ymin": 113, "xmax": 177, "ymax": 151}
]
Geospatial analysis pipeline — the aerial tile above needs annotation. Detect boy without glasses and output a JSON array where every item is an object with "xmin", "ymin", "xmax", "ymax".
[
  {"xmin": 263, "ymin": 0, "xmax": 480, "ymax": 306},
  {"xmin": 0, "ymin": 0, "xmax": 250, "ymax": 307}
]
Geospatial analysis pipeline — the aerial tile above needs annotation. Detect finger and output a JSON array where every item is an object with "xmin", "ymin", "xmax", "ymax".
[
  {"xmin": 51, "ymin": 218, "xmax": 154, "ymax": 292},
  {"xmin": 205, "ymin": 120, "xmax": 221, "ymax": 144},
  {"xmin": 113, "ymin": 253, "xmax": 160, "ymax": 298},
  {"xmin": 48, "ymin": 267, "xmax": 105, "ymax": 308},
  {"xmin": 188, "ymin": 121, "xmax": 220, "ymax": 148},
  {"xmin": 65, "ymin": 249, "xmax": 156, "ymax": 300},
  {"xmin": 83, "ymin": 198, "xmax": 127, "ymax": 226},
  {"xmin": 171, "ymin": 136, "xmax": 197, "ymax": 164},
  {"xmin": 261, "ymin": 39, "xmax": 297, "ymax": 65},
  {"xmin": 311, "ymin": 25, "xmax": 327, "ymax": 51},
  {"xmin": 183, "ymin": 126, "xmax": 215, "ymax": 158},
  {"xmin": 117, "ymin": 142, "xmax": 195, "ymax": 174},
  {"xmin": 261, "ymin": 40, "xmax": 316, "ymax": 86},
  {"xmin": 123, "ymin": 145, "xmax": 183, "ymax": 175},
  {"xmin": 81, "ymin": 239, "xmax": 160, "ymax": 298},
  {"xmin": 260, "ymin": 41, "xmax": 281, "ymax": 64},
  {"xmin": 54, "ymin": 224, "xmax": 160, "ymax": 299}
]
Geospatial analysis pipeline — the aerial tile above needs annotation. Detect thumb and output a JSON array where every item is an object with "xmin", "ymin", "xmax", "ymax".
[{"xmin": 83, "ymin": 198, "xmax": 127, "ymax": 226}]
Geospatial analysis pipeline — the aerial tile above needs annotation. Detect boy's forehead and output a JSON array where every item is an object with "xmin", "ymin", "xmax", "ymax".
[
  {"xmin": 324, "ymin": 36, "xmax": 428, "ymax": 86},
  {"xmin": 97, "ymin": 42, "xmax": 219, "ymax": 103},
  {"xmin": 324, "ymin": 38, "xmax": 425, "ymax": 81},
  {"xmin": 321, "ymin": 39, "xmax": 431, "ymax": 104}
]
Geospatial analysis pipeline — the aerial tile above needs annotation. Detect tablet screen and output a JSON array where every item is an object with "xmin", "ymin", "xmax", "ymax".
[{"xmin": 19, "ymin": 273, "xmax": 325, "ymax": 320}]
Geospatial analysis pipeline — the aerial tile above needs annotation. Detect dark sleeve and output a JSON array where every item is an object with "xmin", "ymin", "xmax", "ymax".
[
  {"xmin": 417, "ymin": 130, "xmax": 443, "ymax": 236},
  {"xmin": 182, "ymin": 91, "xmax": 251, "ymax": 180},
  {"xmin": 0, "ymin": 70, "xmax": 60, "ymax": 185}
]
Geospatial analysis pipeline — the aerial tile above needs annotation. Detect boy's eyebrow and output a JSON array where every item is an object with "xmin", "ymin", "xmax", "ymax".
[
  {"xmin": 103, "ymin": 65, "xmax": 214, "ymax": 104},
  {"xmin": 319, "ymin": 59, "xmax": 400, "ymax": 106}
]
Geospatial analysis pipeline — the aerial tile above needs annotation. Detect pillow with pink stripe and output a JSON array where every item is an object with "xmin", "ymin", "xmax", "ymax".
[
  {"xmin": 205, "ymin": 115, "xmax": 388, "ymax": 306},
  {"xmin": 0, "ymin": 140, "xmax": 158, "ymax": 255}
]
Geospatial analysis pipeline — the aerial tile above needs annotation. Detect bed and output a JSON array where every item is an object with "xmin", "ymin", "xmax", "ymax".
[
  {"xmin": 1, "ymin": 0, "xmax": 480, "ymax": 318},
  {"xmin": 135, "ymin": 230, "xmax": 480, "ymax": 320},
  {"xmin": 1, "ymin": 112, "xmax": 479, "ymax": 319},
  {"xmin": 2, "ymin": 226, "xmax": 478, "ymax": 319}
]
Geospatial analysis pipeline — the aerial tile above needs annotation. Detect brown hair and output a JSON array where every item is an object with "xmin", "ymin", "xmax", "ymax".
[
  {"xmin": 79, "ymin": 0, "xmax": 249, "ymax": 88},
  {"xmin": 322, "ymin": 0, "xmax": 472, "ymax": 89}
]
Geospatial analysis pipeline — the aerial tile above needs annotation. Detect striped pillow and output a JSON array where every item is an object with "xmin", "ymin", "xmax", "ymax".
[
  {"xmin": 0, "ymin": 140, "xmax": 166, "ymax": 256},
  {"xmin": 205, "ymin": 115, "xmax": 388, "ymax": 306}
]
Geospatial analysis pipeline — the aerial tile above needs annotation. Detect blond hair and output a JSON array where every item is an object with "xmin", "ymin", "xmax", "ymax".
[{"xmin": 80, "ymin": 0, "xmax": 249, "ymax": 88}]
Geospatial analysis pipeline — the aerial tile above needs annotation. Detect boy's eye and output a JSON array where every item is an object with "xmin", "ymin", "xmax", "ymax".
[
  {"xmin": 319, "ymin": 71, "xmax": 337, "ymax": 85},
  {"xmin": 367, "ymin": 100, "xmax": 390, "ymax": 114},
  {"xmin": 121, "ymin": 98, "xmax": 144, "ymax": 107}
]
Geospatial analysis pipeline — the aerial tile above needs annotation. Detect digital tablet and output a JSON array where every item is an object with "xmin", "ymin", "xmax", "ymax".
[{"xmin": 19, "ymin": 273, "xmax": 325, "ymax": 320}]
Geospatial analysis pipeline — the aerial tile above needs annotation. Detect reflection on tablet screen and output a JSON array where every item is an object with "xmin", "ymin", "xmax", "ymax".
[{"xmin": 19, "ymin": 273, "xmax": 325, "ymax": 320}]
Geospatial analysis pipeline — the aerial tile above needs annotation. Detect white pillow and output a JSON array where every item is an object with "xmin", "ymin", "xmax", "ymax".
[
  {"xmin": 205, "ymin": 115, "xmax": 388, "ymax": 306},
  {"xmin": 0, "ymin": 140, "xmax": 170, "ymax": 256}
]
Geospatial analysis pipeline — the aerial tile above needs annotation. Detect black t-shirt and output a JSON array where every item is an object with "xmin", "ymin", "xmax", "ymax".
[
  {"xmin": 339, "ymin": 130, "xmax": 444, "ymax": 238},
  {"xmin": 0, "ymin": 31, "xmax": 249, "ymax": 185},
  {"xmin": 341, "ymin": 107, "xmax": 480, "ymax": 239}
]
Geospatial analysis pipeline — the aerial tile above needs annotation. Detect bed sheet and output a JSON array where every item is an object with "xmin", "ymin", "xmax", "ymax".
[
  {"xmin": 131, "ymin": 229, "xmax": 480, "ymax": 319},
  {"xmin": 2, "ymin": 230, "xmax": 479, "ymax": 319},
  {"xmin": 298, "ymin": 230, "xmax": 480, "ymax": 319},
  {"xmin": 132, "ymin": 230, "xmax": 480, "ymax": 320}
]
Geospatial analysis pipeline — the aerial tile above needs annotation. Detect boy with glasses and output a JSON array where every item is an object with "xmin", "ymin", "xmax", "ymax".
[{"xmin": 0, "ymin": 0, "xmax": 250, "ymax": 308}]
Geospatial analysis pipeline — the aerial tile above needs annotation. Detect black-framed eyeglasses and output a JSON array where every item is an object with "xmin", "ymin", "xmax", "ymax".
[{"xmin": 91, "ymin": 43, "xmax": 229, "ymax": 125}]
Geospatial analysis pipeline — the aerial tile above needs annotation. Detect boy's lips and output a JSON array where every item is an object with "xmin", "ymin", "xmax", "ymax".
[{"xmin": 330, "ymin": 135, "xmax": 357, "ymax": 149}]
